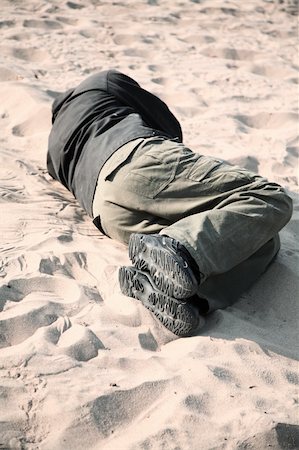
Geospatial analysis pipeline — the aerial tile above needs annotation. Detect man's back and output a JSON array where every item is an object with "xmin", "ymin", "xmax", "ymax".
[{"xmin": 47, "ymin": 70, "xmax": 182, "ymax": 215}]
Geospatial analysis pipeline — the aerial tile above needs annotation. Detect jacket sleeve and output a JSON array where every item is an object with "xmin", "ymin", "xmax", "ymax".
[{"xmin": 107, "ymin": 70, "xmax": 183, "ymax": 141}]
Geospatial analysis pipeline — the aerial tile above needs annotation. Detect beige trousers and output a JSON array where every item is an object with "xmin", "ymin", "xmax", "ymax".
[{"xmin": 93, "ymin": 138, "xmax": 292, "ymax": 312}]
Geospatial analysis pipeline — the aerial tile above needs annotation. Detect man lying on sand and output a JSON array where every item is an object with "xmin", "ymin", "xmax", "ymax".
[{"xmin": 47, "ymin": 70, "xmax": 293, "ymax": 337}]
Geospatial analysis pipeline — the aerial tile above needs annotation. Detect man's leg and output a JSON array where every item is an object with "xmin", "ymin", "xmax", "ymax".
[
  {"xmin": 96, "ymin": 138, "xmax": 291, "ymax": 272},
  {"xmin": 93, "ymin": 139, "xmax": 206, "ymax": 336},
  {"xmin": 93, "ymin": 138, "xmax": 292, "ymax": 333}
]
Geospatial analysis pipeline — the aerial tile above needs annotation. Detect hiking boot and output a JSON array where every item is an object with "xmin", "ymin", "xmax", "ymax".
[
  {"xmin": 128, "ymin": 233, "xmax": 200, "ymax": 300},
  {"xmin": 119, "ymin": 266, "xmax": 203, "ymax": 336}
]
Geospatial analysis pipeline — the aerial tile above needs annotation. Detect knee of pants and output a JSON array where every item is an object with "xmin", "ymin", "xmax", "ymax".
[
  {"xmin": 262, "ymin": 182, "xmax": 293, "ymax": 228},
  {"xmin": 245, "ymin": 176, "xmax": 293, "ymax": 228},
  {"xmin": 281, "ymin": 190, "xmax": 293, "ymax": 224}
]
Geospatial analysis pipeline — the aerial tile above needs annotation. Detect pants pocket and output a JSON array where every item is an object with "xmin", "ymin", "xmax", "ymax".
[
  {"xmin": 123, "ymin": 143, "xmax": 179, "ymax": 199},
  {"xmin": 186, "ymin": 156, "xmax": 223, "ymax": 181},
  {"xmin": 186, "ymin": 156, "xmax": 253, "ymax": 192}
]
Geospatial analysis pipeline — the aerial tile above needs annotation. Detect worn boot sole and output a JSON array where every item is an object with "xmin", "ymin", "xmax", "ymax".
[
  {"xmin": 119, "ymin": 266, "xmax": 202, "ymax": 337},
  {"xmin": 128, "ymin": 233, "xmax": 198, "ymax": 300}
]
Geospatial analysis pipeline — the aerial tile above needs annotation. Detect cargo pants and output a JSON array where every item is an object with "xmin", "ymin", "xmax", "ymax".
[{"xmin": 93, "ymin": 137, "xmax": 293, "ymax": 313}]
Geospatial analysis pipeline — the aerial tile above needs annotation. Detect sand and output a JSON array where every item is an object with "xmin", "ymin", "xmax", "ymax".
[{"xmin": 0, "ymin": 0, "xmax": 298, "ymax": 449}]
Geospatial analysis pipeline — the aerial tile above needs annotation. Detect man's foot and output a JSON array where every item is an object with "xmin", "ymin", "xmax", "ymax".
[
  {"xmin": 119, "ymin": 266, "xmax": 203, "ymax": 336},
  {"xmin": 128, "ymin": 233, "xmax": 199, "ymax": 300}
]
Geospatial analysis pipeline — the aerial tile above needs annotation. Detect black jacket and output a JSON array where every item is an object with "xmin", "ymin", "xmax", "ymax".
[{"xmin": 47, "ymin": 70, "xmax": 183, "ymax": 218}]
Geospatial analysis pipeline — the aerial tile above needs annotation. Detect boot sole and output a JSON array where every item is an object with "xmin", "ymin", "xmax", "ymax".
[
  {"xmin": 119, "ymin": 266, "xmax": 201, "ymax": 337},
  {"xmin": 128, "ymin": 233, "xmax": 198, "ymax": 300}
]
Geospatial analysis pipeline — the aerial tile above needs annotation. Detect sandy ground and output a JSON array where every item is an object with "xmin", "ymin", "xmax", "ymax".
[{"xmin": 0, "ymin": 0, "xmax": 298, "ymax": 449}]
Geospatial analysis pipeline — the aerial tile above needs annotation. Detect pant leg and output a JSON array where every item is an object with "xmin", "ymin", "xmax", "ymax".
[
  {"xmin": 196, "ymin": 234, "xmax": 280, "ymax": 313},
  {"xmin": 160, "ymin": 177, "xmax": 291, "ymax": 280}
]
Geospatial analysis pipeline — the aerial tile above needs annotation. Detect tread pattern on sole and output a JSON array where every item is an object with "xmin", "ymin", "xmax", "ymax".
[
  {"xmin": 119, "ymin": 266, "xmax": 200, "ymax": 337},
  {"xmin": 128, "ymin": 233, "xmax": 198, "ymax": 300}
]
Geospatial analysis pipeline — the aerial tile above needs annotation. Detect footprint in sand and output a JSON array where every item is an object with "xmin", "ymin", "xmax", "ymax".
[
  {"xmin": 151, "ymin": 77, "xmax": 167, "ymax": 85},
  {"xmin": 277, "ymin": 0, "xmax": 299, "ymax": 15},
  {"xmin": 238, "ymin": 423, "xmax": 299, "ymax": 450},
  {"xmin": 208, "ymin": 365, "xmax": 236, "ymax": 383},
  {"xmin": 199, "ymin": 6, "xmax": 243, "ymax": 17},
  {"xmin": 0, "ymin": 315, "xmax": 105, "ymax": 367},
  {"xmin": 57, "ymin": 324, "xmax": 105, "ymax": 361},
  {"xmin": 12, "ymin": 107, "xmax": 51, "ymax": 137},
  {"xmin": 0, "ymin": 276, "xmax": 84, "ymax": 346},
  {"xmin": 174, "ymin": 106, "xmax": 201, "ymax": 118},
  {"xmin": 271, "ymin": 144, "xmax": 298, "ymax": 181},
  {"xmin": 8, "ymin": 31, "xmax": 35, "ymax": 41},
  {"xmin": 1, "ymin": 276, "xmax": 81, "ymax": 305},
  {"xmin": 0, "ymin": 20, "xmax": 15, "ymax": 28},
  {"xmin": 12, "ymin": 47, "xmax": 48, "ymax": 63},
  {"xmin": 284, "ymin": 370, "xmax": 299, "ymax": 385},
  {"xmin": 23, "ymin": 19, "xmax": 63, "ymax": 30},
  {"xmin": 55, "ymin": 16, "xmax": 79, "ymax": 26},
  {"xmin": 79, "ymin": 29, "xmax": 100, "ymax": 39},
  {"xmin": 0, "ymin": 67, "xmax": 20, "ymax": 82},
  {"xmin": 66, "ymin": 1, "xmax": 85, "ymax": 9},
  {"xmin": 180, "ymin": 34, "xmax": 215, "ymax": 44},
  {"xmin": 59, "ymin": 379, "xmax": 169, "ymax": 445},
  {"xmin": 138, "ymin": 330, "xmax": 159, "ymax": 351},
  {"xmin": 258, "ymin": 369, "xmax": 276, "ymax": 385},
  {"xmin": 148, "ymin": 64, "xmax": 163, "ymax": 72},
  {"xmin": 0, "ymin": 45, "xmax": 48, "ymax": 63},
  {"xmin": 124, "ymin": 48, "xmax": 152, "ymax": 59},
  {"xmin": 201, "ymin": 47, "xmax": 258, "ymax": 61},
  {"xmin": 39, "ymin": 251, "xmax": 105, "ymax": 292},
  {"xmin": 234, "ymin": 112, "xmax": 298, "ymax": 129},
  {"xmin": 136, "ymin": 427, "xmax": 181, "ymax": 450},
  {"xmin": 184, "ymin": 393, "xmax": 210, "ymax": 415},
  {"xmin": 283, "ymin": 144, "xmax": 298, "ymax": 168},
  {"xmin": 0, "ymin": 300, "xmax": 60, "ymax": 347},
  {"xmin": 250, "ymin": 64, "xmax": 298, "ymax": 80},
  {"xmin": 113, "ymin": 34, "xmax": 138, "ymax": 46}
]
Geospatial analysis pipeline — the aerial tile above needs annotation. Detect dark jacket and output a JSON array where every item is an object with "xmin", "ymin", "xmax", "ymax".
[{"xmin": 47, "ymin": 70, "xmax": 183, "ymax": 219}]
